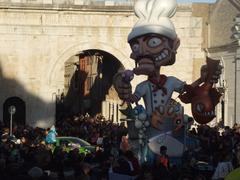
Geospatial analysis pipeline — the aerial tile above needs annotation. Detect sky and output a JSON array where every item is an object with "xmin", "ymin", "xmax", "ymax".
[{"xmin": 177, "ymin": 0, "xmax": 216, "ymax": 3}]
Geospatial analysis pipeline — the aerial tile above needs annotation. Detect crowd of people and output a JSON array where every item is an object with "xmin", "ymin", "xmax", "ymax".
[{"xmin": 0, "ymin": 114, "xmax": 240, "ymax": 180}]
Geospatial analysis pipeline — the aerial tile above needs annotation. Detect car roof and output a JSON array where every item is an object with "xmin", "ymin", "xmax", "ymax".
[{"xmin": 56, "ymin": 136, "xmax": 91, "ymax": 146}]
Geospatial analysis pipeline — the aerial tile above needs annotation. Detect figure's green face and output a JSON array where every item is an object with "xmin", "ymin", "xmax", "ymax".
[{"xmin": 129, "ymin": 33, "xmax": 176, "ymax": 76}]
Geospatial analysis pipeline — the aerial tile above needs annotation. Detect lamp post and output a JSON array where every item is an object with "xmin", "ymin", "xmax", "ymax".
[{"xmin": 8, "ymin": 105, "xmax": 16, "ymax": 137}]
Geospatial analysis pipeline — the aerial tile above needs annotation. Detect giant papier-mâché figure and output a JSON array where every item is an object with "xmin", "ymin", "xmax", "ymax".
[{"xmin": 113, "ymin": 0, "xmax": 222, "ymax": 163}]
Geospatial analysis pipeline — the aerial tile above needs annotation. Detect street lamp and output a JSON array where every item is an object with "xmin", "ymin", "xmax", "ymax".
[{"xmin": 8, "ymin": 105, "xmax": 16, "ymax": 137}]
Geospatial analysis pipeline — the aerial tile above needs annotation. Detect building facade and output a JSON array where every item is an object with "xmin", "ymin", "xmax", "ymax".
[
  {"xmin": 207, "ymin": 0, "xmax": 240, "ymax": 127},
  {"xmin": 0, "ymin": 0, "xmax": 229, "ymax": 128}
]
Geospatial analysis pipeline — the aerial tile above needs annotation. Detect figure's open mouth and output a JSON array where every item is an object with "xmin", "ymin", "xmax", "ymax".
[
  {"xmin": 133, "ymin": 49, "xmax": 170, "ymax": 75},
  {"xmin": 195, "ymin": 103, "xmax": 215, "ymax": 117},
  {"xmin": 192, "ymin": 102, "xmax": 216, "ymax": 124},
  {"xmin": 133, "ymin": 58, "xmax": 154, "ymax": 75}
]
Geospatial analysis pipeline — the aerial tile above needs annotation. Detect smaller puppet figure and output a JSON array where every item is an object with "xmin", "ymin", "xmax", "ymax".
[{"xmin": 179, "ymin": 57, "xmax": 222, "ymax": 124}]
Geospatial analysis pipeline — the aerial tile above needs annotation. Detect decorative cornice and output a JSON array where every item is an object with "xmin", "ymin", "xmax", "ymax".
[
  {"xmin": 206, "ymin": 41, "xmax": 239, "ymax": 53},
  {"xmin": 0, "ymin": 2, "xmax": 193, "ymax": 12}
]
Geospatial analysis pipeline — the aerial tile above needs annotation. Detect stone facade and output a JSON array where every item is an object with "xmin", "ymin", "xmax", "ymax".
[
  {"xmin": 0, "ymin": 1, "xmax": 207, "ymax": 128},
  {"xmin": 207, "ymin": 0, "xmax": 240, "ymax": 127}
]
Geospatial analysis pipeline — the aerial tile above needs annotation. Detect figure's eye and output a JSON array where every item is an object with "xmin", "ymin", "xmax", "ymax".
[
  {"xmin": 131, "ymin": 43, "xmax": 140, "ymax": 52},
  {"xmin": 147, "ymin": 37, "xmax": 162, "ymax": 48}
]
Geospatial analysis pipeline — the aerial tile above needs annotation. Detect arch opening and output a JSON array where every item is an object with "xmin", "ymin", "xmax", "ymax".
[
  {"xmin": 3, "ymin": 96, "xmax": 26, "ymax": 127},
  {"xmin": 56, "ymin": 49, "xmax": 124, "ymax": 122}
]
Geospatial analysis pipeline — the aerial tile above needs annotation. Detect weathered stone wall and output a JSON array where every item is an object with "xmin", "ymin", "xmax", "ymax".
[
  {"xmin": 0, "ymin": 3, "xmax": 206, "ymax": 127},
  {"xmin": 207, "ymin": 0, "xmax": 240, "ymax": 126},
  {"xmin": 209, "ymin": 0, "xmax": 239, "ymax": 47}
]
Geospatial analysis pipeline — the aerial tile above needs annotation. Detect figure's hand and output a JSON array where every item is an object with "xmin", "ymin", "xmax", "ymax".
[
  {"xmin": 113, "ymin": 71, "xmax": 133, "ymax": 101},
  {"xmin": 200, "ymin": 64, "xmax": 223, "ymax": 83}
]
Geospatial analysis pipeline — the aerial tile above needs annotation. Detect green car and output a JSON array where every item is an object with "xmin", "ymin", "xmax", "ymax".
[{"xmin": 54, "ymin": 136, "xmax": 96, "ymax": 155}]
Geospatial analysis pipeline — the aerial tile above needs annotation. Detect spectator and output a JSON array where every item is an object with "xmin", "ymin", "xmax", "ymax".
[
  {"xmin": 28, "ymin": 166, "xmax": 44, "ymax": 179},
  {"xmin": 153, "ymin": 145, "xmax": 171, "ymax": 180},
  {"xmin": 124, "ymin": 150, "xmax": 141, "ymax": 176},
  {"xmin": 77, "ymin": 162, "xmax": 91, "ymax": 180},
  {"xmin": 112, "ymin": 156, "xmax": 133, "ymax": 176},
  {"xmin": 212, "ymin": 153, "xmax": 233, "ymax": 180},
  {"xmin": 156, "ymin": 146, "xmax": 170, "ymax": 170}
]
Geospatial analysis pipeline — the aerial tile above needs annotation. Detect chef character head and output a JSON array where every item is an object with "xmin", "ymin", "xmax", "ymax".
[{"xmin": 128, "ymin": 0, "xmax": 180, "ymax": 76}]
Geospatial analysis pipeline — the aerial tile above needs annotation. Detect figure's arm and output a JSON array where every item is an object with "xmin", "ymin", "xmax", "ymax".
[
  {"xmin": 190, "ymin": 77, "xmax": 202, "ymax": 88},
  {"xmin": 190, "ymin": 59, "xmax": 223, "ymax": 88},
  {"xmin": 179, "ymin": 57, "xmax": 223, "ymax": 93},
  {"xmin": 113, "ymin": 72, "xmax": 133, "ymax": 101},
  {"xmin": 113, "ymin": 71, "xmax": 143, "ymax": 104},
  {"xmin": 200, "ymin": 62, "xmax": 223, "ymax": 84}
]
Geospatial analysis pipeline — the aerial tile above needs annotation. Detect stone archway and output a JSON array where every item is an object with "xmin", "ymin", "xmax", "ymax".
[
  {"xmin": 47, "ymin": 41, "xmax": 134, "ymax": 87},
  {"xmin": 3, "ymin": 96, "xmax": 26, "ymax": 126},
  {"xmin": 61, "ymin": 49, "xmax": 124, "ymax": 118},
  {"xmin": 47, "ymin": 42, "xmax": 137, "ymax": 122}
]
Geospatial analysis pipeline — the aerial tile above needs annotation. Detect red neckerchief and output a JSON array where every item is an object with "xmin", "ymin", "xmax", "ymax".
[{"xmin": 148, "ymin": 75, "xmax": 167, "ymax": 95}]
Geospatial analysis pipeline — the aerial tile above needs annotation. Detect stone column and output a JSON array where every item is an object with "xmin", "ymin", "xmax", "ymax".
[
  {"xmin": 101, "ymin": 101, "xmax": 106, "ymax": 119},
  {"xmin": 113, "ymin": 100, "xmax": 117, "ymax": 123},
  {"xmin": 235, "ymin": 48, "xmax": 240, "ymax": 124}
]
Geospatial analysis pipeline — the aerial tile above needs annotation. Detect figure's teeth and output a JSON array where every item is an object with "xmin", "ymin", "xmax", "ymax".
[
  {"xmin": 196, "ymin": 103, "xmax": 204, "ymax": 113},
  {"xmin": 161, "ymin": 53, "xmax": 167, "ymax": 58},
  {"xmin": 156, "ymin": 52, "xmax": 168, "ymax": 62},
  {"xmin": 163, "ymin": 49, "xmax": 169, "ymax": 55}
]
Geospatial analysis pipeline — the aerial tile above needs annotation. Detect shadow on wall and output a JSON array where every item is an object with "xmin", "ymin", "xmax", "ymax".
[
  {"xmin": 62, "ymin": 50, "xmax": 123, "ymax": 118},
  {"xmin": 0, "ymin": 63, "xmax": 55, "ymax": 128},
  {"xmin": 88, "ymin": 52, "xmax": 123, "ymax": 115},
  {"xmin": 60, "ymin": 68, "xmax": 88, "ymax": 118}
]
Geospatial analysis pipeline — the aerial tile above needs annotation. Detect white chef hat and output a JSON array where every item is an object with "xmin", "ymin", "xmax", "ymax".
[{"xmin": 128, "ymin": 0, "xmax": 177, "ymax": 42}]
